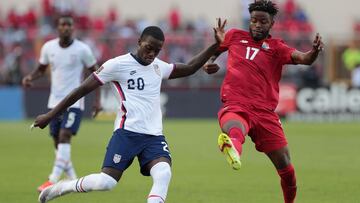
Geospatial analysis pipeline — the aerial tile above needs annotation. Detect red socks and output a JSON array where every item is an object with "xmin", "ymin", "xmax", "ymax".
[
  {"xmin": 228, "ymin": 127, "xmax": 245, "ymax": 155},
  {"xmin": 277, "ymin": 164, "xmax": 297, "ymax": 203}
]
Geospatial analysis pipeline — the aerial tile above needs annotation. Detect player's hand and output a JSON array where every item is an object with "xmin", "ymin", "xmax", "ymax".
[
  {"xmin": 33, "ymin": 113, "xmax": 52, "ymax": 129},
  {"xmin": 312, "ymin": 33, "xmax": 324, "ymax": 52},
  {"xmin": 214, "ymin": 18, "xmax": 227, "ymax": 45},
  {"xmin": 22, "ymin": 75, "xmax": 33, "ymax": 87},
  {"xmin": 203, "ymin": 63, "xmax": 220, "ymax": 74},
  {"xmin": 92, "ymin": 103, "xmax": 102, "ymax": 118}
]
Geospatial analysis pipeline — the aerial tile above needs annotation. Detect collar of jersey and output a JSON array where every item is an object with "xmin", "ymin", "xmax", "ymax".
[{"xmin": 130, "ymin": 53, "xmax": 149, "ymax": 66}]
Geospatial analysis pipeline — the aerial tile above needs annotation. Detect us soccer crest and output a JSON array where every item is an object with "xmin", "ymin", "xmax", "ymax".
[
  {"xmin": 153, "ymin": 64, "xmax": 160, "ymax": 76},
  {"xmin": 113, "ymin": 154, "xmax": 121, "ymax": 163}
]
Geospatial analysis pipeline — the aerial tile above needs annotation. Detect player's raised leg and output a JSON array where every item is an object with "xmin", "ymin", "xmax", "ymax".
[
  {"xmin": 38, "ymin": 109, "xmax": 82, "ymax": 192},
  {"xmin": 39, "ymin": 168, "xmax": 119, "ymax": 203},
  {"xmin": 218, "ymin": 132, "xmax": 241, "ymax": 170},
  {"xmin": 266, "ymin": 146, "xmax": 297, "ymax": 203},
  {"xmin": 218, "ymin": 111, "xmax": 248, "ymax": 170}
]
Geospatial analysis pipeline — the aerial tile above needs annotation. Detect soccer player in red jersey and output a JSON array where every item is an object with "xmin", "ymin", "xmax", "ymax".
[{"xmin": 203, "ymin": 1, "xmax": 323, "ymax": 203}]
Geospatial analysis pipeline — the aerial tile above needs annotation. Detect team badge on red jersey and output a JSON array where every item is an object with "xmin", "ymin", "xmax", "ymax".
[{"xmin": 262, "ymin": 42, "xmax": 270, "ymax": 50}]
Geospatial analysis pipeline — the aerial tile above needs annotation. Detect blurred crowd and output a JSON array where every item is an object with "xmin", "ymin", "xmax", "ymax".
[{"xmin": 0, "ymin": 0, "xmax": 322, "ymax": 88}]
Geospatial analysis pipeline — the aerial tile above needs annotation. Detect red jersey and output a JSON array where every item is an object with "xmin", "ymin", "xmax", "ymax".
[{"xmin": 219, "ymin": 29, "xmax": 296, "ymax": 110}]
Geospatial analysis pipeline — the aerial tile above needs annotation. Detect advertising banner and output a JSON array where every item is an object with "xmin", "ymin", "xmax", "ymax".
[{"xmin": 278, "ymin": 83, "xmax": 360, "ymax": 122}]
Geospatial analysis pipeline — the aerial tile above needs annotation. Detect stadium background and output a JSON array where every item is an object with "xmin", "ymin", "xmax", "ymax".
[
  {"xmin": 1, "ymin": 0, "xmax": 360, "ymax": 121},
  {"xmin": 0, "ymin": 0, "xmax": 359, "ymax": 202}
]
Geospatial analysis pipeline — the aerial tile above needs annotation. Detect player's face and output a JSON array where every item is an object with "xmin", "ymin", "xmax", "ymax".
[
  {"xmin": 249, "ymin": 11, "xmax": 274, "ymax": 41},
  {"xmin": 137, "ymin": 36, "xmax": 164, "ymax": 65},
  {"xmin": 57, "ymin": 17, "xmax": 74, "ymax": 39}
]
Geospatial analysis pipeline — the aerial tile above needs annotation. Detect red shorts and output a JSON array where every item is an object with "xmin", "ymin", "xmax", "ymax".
[{"xmin": 218, "ymin": 104, "xmax": 287, "ymax": 153}]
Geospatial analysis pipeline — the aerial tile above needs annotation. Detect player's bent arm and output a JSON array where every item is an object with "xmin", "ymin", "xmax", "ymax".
[
  {"xmin": 169, "ymin": 43, "xmax": 220, "ymax": 79},
  {"xmin": 208, "ymin": 51, "xmax": 223, "ymax": 63},
  {"xmin": 22, "ymin": 64, "xmax": 48, "ymax": 86},
  {"xmin": 86, "ymin": 64, "xmax": 102, "ymax": 118},
  {"xmin": 291, "ymin": 49, "xmax": 320, "ymax": 65},
  {"xmin": 34, "ymin": 74, "xmax": 102, "ymax": 129},
  {"xmin": 291, "ymin": 33, "xmax": 323, "ymax": 65},
  {"xmin": 203, "ymin": 51, "xmax": 224, "ymax": 74}
]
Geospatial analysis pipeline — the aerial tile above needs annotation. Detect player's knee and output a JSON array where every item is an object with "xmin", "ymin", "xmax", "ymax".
[
  {"xmin": 96, "ymin": 173, "xmax": 117, "ymax": 191},
  {"xmin": 228, "ymin": 127, "xmax": 245, "ymax": 142},
  {"xmin": 150, "ymin": 162, "xmax": 172, "ymax": 182}
]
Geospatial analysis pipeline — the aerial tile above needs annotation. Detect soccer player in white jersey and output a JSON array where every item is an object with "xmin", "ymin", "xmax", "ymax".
[
  {"xmin": 34, "ymin": 19, "xmax": 226, "ymax": 203},
  {"xmin": 22, "ymin": 16, "xmax": 100, "ymax": 192}
]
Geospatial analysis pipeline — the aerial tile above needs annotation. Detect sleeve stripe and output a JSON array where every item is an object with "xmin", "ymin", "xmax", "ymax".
[
  {"xmin": 168, "ymin": 64, "xmax": 176, "ymax": 79},
  {"xmin": 92, "ymin": 73, "xmax": 104, "ymax": 85}
]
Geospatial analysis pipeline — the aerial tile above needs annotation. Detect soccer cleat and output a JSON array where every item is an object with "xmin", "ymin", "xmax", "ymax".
[
  {"xmin": 38, "ymin": 180, "xmax": 71, "ymax": 203},
  {"xmin": 37, "ymin": 180, "xmax": 53, "ymax": 193},
  {"xmin": 218, "ymin": 133, "xmax": 241, "ymax": 170}
]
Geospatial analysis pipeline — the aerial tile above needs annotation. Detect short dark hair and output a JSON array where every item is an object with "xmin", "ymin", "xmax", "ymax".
[
  {"xmin": 56, "ymin": 15, "xmax": 73, "ymax": 25},
  {"xmin": 140, "ymin": 26, "xmax": 165, "ymax": 41},
  {"xmin": 248, "ymin": 0, "xmax": 279, "ymax": 17}
]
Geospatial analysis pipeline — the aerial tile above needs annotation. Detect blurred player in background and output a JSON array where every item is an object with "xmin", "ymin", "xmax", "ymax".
[
  {"xmin": 34, "ymin": 19, "xmax": 226, "ymax": 203},
  {"xmin": 22, "ymin": 15, "xmax": 100, "ymax": 192},
  {"xmin": 203, "ymin": 1, "xmax": 323, "ymax": 203}
]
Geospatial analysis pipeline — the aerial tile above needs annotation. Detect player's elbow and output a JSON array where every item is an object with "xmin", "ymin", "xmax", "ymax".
[{"xmin": 302, "ymin": 60, "xmax": 313, "ymax": 66}]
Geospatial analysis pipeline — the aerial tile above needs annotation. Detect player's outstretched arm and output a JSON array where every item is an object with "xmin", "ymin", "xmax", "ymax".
[
  {"xmin": 203, "ymin": 51, "xmax": 223, "ymax": 74},
  {"xmin": 22, "ymin": 64, "xmax": 48, "ymax": 87},
  {"xmin": 169, "ymin": 18, "xmax": 227, "ymax": 79},
  {"xmin": 86, "ymin": 65, "xmax": 102, "ymax": 118},
  {"xmin": 291, "ymin": 33, "xmax": 324, "ymax": 65},
  {"xmin": 33, "ymin": 74, "xmax": 102, "ymax": 129}
]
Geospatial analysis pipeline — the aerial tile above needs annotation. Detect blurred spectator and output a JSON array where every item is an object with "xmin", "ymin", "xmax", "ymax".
[
  {"xmin": 342, "ymin": 41, "xmax": 360, "ymax": 87},
  {"xmin": 42, "ymin": 0, "xmax": 54, "ymax": 25},
  {"xmin": 168, "ymin": 5, "xmax": 181, "ymax": 31},
  {"xmin": 23, "ymin": 7, "xmax": 38, "ymax": 28},
  {"xmin": 53, "ymin": 0, "xmax": 73, "ymax": 15},
  {"xmin": 7, "ymin": 8, "xmax": 20, "ymax": 28},
  {"xmin": 240, "ymin": 0, "xmax": 252, "ymax": 29},
  {"xmin": 0, "ymin": 0, "xmax": 321, "ymax": 88},
  {"xmin": 3, "ymin": 43, "xmax": 23, "ymax": 85},
  {"xmin": 284, "ymin": 0, "xmax": 296, "ymax": 18},
  {"xmin": 354, "ymin": 20, "xmax": 360, "ymax": 34}
]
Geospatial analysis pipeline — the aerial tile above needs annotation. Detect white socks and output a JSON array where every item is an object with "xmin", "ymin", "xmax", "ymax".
[
  {"xmin": 147, "ymin": 162, "xmax": 172, "ymax": 203},
  {"xmin": 49, "ymin": 144, "xmax": 73, "ymax": 183},
  {"xmin": 75, "ymin": 172, "xmax": 117, "ymax": 192},
  {"xmin": 45, "ymin": 162, "xmax": 171, "ymax": 202},
  {"xmin": 64, "ymin": 161, "xmax": 77, "ymax": 180},
  {"xmin": 58, "ymin": 172, "xmax": 117, "ymax": 194}
]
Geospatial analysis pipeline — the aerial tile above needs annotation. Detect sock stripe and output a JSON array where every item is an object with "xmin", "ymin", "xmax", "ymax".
[
  {"xmin": 79, "ymin": 177, "xmax": 86, "ymax": 192},
  {"xmin": 75, "ymin": 178, "xmax": 86, "ymax": 192},
  {"xmin": 148, "ymin": 194, "xmax": 165, "ymax": 202},
  {"xmin": 75, "ymin": 179, "xmax": 80, "ymax": 192}
]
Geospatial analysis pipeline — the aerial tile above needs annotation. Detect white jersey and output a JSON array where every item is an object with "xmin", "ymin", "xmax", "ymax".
[
  {"xmin": 94, "ymin": 53, "xmax": 174, "ymax": 135},
  {"xmin": 39, "ymin": 38, "xmax": 96, "ymax": 110}
]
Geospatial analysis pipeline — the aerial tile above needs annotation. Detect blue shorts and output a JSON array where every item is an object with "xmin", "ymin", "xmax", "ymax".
[
  {"xmin": 49, "ymin": 108, "xmax": 83, "ymax": 137},
  {"xmin": 102, "ymin": 128, "xmax": 172, "ymax": 176}
]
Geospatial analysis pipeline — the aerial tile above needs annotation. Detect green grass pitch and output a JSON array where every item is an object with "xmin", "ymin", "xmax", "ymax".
[{"xmin": 0, "ymin": 119, "xmax": 359, "ymax": 203}]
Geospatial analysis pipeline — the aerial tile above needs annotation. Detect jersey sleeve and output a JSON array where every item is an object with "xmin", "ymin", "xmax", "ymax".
[
  {"xmin": 93, "ymin": 59, "xmax": 117, "ymax": 85},
  {"xmin": 218, "ymin": 29, "xmax": 236, "ymax": 52},
  {"xmin": 38, "ymin": 42, "xmax": 49, "ymax": 65},
  {"xmin": 157, "ymin": 59, "xmax": 175, "ymax": 79},
  {"xmin": 277, "ymin": 40, "xmax": 297, "ymax": 65},
  {"xmin": 81, "ymin": 44, "xmax": 97, "ymax": 68}
]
